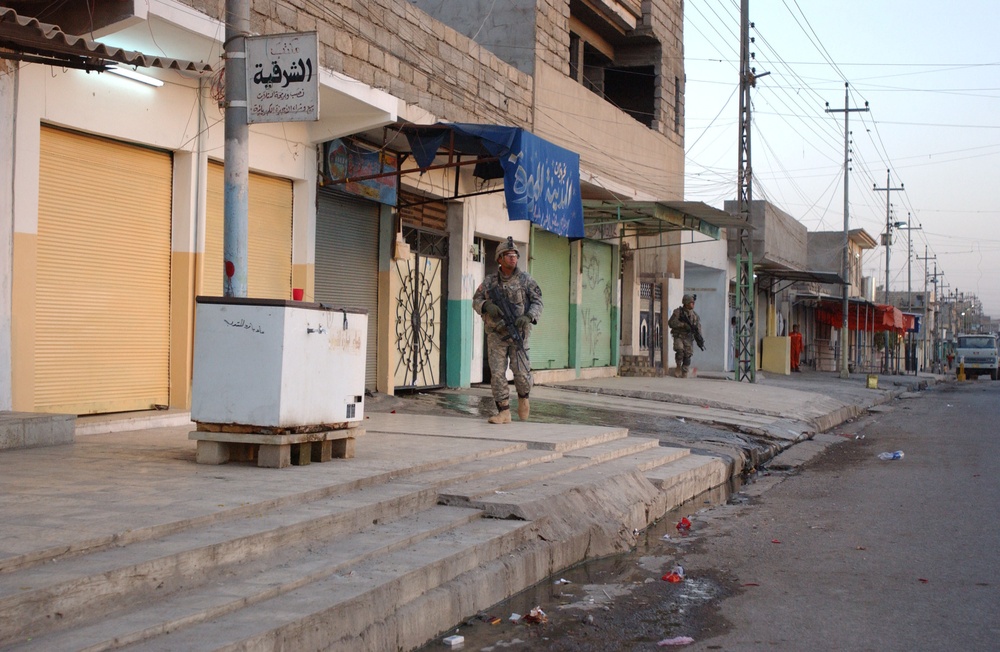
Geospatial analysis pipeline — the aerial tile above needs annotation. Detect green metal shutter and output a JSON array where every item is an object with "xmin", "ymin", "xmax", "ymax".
[
  {"xmin": 528, "ymin": 229, "xmax": 570, "ymax": 370},
  {"xmin": 315, "ymin": 188, "xmax": 379, "ymax": 390},
  {"xmin": 580, "ymin": 240, "xmax": 613, "ymax": 367}
]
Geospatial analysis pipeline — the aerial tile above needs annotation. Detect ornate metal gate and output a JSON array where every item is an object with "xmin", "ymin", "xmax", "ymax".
[
  {"xmin": 393, "ymin": 227, "xmax": 447, "ymax": 389},
  {"xmin": 639, "ymin": 281, "xmax": 662, "ymax": 368}
]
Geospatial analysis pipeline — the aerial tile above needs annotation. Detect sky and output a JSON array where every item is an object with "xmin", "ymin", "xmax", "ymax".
[{"xmin": 682, "ymin": 0, "xmax": 1000, "ymax": 318}]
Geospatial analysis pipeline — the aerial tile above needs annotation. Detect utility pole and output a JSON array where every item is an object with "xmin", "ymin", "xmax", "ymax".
[
  {"xmin": 825, "ymin": 83, "xmax": 868, "ymax": 379},
  {"xmin": 734, "ymin": 0, "xmax": 768, "ymax": 383},
  {"xmin": 874, "ymin": 170, "xmax": 903, "ymax": 372},
  {"xmin": 898, "ymin": 215, "xmax": 921, "ymax": 372},
  {"xmin": 930, "ymin": 261, "xmax": 941, "ymax": 368},
  {"xmin": 916, "ymin": 246, "xmax": 936, "ymax": 371},
  {"xmin": 224, "ymin": 0, "xmax": 250, "ymax": 297}
]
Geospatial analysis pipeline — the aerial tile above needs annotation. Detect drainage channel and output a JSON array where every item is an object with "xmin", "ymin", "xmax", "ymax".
[{"xmin": 417, "ymin": 479, "xmax": 749, "ymax": 651}]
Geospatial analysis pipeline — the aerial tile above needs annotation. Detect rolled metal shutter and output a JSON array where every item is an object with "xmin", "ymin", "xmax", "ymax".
[
  {"xmin": 204, "ymin": 162, "xmax": 292, "ymax": 298},
  {"xmin": 580, "ymin": 239, "xmax": 614, "ymax": 367},
  {"xmin": 315, "ymin": 188, "xmax": 379, "ymax": 390},
  {"xmin": 528, "ymin": 229, "xmax": 570, "ymax": 370},
  {"xmin": 36, "ymin": 126, "xmax": 171, "ymax": 414}
]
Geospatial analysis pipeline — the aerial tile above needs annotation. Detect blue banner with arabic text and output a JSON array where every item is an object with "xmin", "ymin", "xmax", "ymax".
[{"xmin": 406, "ymin": 124, "xmax": 584, "ymax": 239}]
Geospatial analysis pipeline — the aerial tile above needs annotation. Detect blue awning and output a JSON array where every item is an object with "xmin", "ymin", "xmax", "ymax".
[{"xmin": 406, "ymin": 123, "xmax": 584, "ymax": 239}]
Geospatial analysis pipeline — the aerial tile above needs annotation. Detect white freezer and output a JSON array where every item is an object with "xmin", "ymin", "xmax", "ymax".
[{"xmin": 191, "ymin": 297, "xmax": 367, "ymax": 428}]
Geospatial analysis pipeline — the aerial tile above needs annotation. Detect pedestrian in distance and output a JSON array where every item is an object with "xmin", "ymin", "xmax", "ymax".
[
  {"xmin": 473, "ymin": 237, "xmax": 543, "ymax": 424},
  {"xmin": 667, "ymin": 294, "xmax": 704, "ymax": 378},
  {"xmin": 790, "ymin": 323, "xmax": 804, "ymax": 372}
]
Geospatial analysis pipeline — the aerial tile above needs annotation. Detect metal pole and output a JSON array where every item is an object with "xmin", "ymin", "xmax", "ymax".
[
  {"xmin": 825, "ymin": 84, "xmax": 867, "ymax": 379},
  {"xmin": 841, "ymin": 86, "xmax": 851, "ymax": 379},
  {"xmin": 874, "ymin": 170, "xmax": 903, "ymax": 372},
  {"xmin": 923, "ymin": 245, "xmax": 929, "ymax": 372},
  {"xmin": 224, "ymin": 0, "xmax": 250, "ymax": 297}
]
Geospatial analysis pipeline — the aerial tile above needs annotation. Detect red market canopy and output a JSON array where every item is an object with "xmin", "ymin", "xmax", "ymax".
[{"xmin": 816, "ymin": 300, "xmax": 913, "ymax": 333}]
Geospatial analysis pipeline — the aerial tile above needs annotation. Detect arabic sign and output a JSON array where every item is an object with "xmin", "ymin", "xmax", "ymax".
[
  {"xmin": 246, "ymin": 32, "xmax": 318, "ymax": 124},
  {"xmin": 322, "ymin": 138, "xmax": 398, "ymax": 205}
]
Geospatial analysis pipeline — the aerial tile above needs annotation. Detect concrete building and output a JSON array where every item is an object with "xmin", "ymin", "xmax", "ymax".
[
  {"xmin": 803, "ymin": 229, "xmax": 880, "ymax": 372},
  {"xmin": 1, "ymin": 0, "xmax": 739, "ymax": 417}
]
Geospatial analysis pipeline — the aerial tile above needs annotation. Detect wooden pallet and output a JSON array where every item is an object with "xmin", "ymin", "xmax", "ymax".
[{"xmin": 189, "ymin": 422, "xmax": 363, "ymax": 468}]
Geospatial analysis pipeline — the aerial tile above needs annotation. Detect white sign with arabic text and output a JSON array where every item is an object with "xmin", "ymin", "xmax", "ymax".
[{"xmin": 246, "ymin": 32, "xmax": 319, "ymax": 124}]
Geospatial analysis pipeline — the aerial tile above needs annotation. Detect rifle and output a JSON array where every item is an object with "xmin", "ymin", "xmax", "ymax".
[
  {"xmin": 487, "ymin": 285, "xmax": 531, "ymax": 367},
  {"xmin": 679, "ymin": 310, "xmax": 706, "ymax": 351}
]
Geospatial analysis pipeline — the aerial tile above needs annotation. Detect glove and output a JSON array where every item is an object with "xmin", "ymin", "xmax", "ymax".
[
  {"xmin": 482, "ymin": 301, "xmax": 501, "ymax": 318},
  {"xmin": 698, "ymin": 342, "xmax": 706, "ymax": 352},
  {"xmin": 515, "ymin": 315, "xmax": 532, "ymax": 329}
]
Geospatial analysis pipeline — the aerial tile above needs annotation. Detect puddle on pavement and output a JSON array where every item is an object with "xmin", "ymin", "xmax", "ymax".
[{"xmin": 415, "ymin": 481, "xmax": 747, "ymax": 651}]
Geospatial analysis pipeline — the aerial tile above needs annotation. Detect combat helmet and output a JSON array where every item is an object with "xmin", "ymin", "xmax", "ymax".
[
  {"xmin": 495, "ymin": 236, "xmax": 519, "ymax": 262},
  {"xmin": 682, "ymin": 294, "xmax": 696, "ymax": 305}
]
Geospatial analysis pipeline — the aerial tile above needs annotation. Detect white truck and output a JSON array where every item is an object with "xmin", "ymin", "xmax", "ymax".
[{"xmin": 954, "ymin": 333, "xmax": 999, "ymax": 380}]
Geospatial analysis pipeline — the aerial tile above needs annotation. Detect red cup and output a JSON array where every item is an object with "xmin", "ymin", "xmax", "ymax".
[{"xmin": 292, "ymin": 288, "xmax": 304, "ymax": 301}]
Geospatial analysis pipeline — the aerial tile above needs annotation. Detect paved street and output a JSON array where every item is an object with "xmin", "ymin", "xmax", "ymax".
[
  {"xmin": 679, "ymin": 380, "xmax": 999, "ymax": 651},
  {"xmin": 414, "ymin": 379, "xmax": 999, "ymax": 651}
]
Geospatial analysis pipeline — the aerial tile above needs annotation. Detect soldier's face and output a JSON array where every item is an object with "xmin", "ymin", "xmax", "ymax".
[
  {"xmin": 685, "ymin": 300, "xmax": 695, "ymax": 310},
  {"xmin": 499, "ymin": 251, "xmax": 518, "ymax": 274}
]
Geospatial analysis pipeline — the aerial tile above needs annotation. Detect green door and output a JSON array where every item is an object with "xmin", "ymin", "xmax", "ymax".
[
  {"xmin": 580, "ymin": 240, "xmax": 613, "ymax": 367},
  {"xmin": 529, "ymin": 229, "xmax": 570, "ymax": 370}
]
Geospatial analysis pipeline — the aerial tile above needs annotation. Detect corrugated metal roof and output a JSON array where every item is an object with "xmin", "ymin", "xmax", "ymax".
[
  {"xmin": 0, "ymin": 7, "xmax": 213, "ymax": 72},
  {"xmin": 582, "ymin": 199, "xmax": 752, "ymax": 240}
]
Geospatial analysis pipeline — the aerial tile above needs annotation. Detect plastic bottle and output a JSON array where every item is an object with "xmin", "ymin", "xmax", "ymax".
[{"xmin": 877, "ymin": 450, "xmax": 904, "ymax": 460}]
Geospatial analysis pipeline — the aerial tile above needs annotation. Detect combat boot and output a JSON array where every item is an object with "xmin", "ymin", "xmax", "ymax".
[
  {"xmin": 681, "ymin": 366, "xmax": 690, "ymax": 378},
  {"xmin": 488, "ymin": 407, "xmax": 512, "ymax": 424},
  {"xmin": 517, "ymin": 397, "xmax": 530, "ymax": 421}
]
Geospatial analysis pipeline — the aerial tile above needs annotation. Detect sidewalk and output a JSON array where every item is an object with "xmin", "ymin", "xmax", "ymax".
[{"xmin": 0, "ymin": 369, "xmax": 942, "ymax": 651}]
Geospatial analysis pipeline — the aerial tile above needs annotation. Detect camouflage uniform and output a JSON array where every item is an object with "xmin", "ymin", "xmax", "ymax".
[
  {"xmin": 667, "ymin": 296, "xmax": 701, "ymax": 377},
  {"xmin": 473, "ymin": 255, "xmax": 543, "ymax": 414}
]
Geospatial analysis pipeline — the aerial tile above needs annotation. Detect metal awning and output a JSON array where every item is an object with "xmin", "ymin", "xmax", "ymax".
[
  {"xmin": 324, "ymin": 123, "xmax": 585, "ymax": 239},
  {"xmin": 756, "ymin": 268, "xmax": 846, "ymax": 285},
  {"xmin": 582, "ymin": 199, "xmax": 751, "ymax": 240},
  {"xmin": 0, "ymin": 7, "xmax": 213, "ymax": 72}
]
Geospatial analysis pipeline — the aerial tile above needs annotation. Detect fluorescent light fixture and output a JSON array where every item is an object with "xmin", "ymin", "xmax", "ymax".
[{"xmin": 105, "ymin": 65, "xmax": 164, "ymax": 87}]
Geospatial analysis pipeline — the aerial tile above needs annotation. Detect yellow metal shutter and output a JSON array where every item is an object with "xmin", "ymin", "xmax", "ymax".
[
  {"xmin": 204, "ymin": 162, "xmax": 292, "ymax": 298},
  {"xmin": 36, "ymin": 126, "xmax": 171, "ymax": 414}
]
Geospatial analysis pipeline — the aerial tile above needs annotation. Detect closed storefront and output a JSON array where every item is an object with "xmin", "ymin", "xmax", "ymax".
[
  {"xmin": 204, "ymin": 161, "xmax": 293, "ymax": 298},
  {"xmin": 34, "ymin": 126, "xmax": 172, "ymax": 414},
  {"xmin": 580, "ymin": 239, "xmax": 614, "ymax": 367},
  {"xmin": 529, "ymin": 228, "xmax": 571, "ymax": 370},
  {"xmin": 315, "ymin": 188, "xmax": 380, "ymax": 390}
]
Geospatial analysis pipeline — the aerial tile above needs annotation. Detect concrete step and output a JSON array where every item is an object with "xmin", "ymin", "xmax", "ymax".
[
  {"xmin": 364, "ymin": 412, "xmax": 630, "ymax": 452},
  {"xmin": 444, "ymin": 445, "xmax": 691, "ymax": 519},
  {"xmin": 0, "ymin": 482, "xmax": 438, "ymax": 645},
  {"xmin": 5, "ymin": 505, "xmax": 497, "ymax": 652},
  {"xmin": 400, "ymin": 447, "xmax": 565, "ymax": 487},
  {"xmin": 0, "ymin": 412, "xmax": 74, "ymax": 450},
  {"xmin": 644, "ymin": 452, "xmax": 733, "ymax": 507},
  {"xmin": 437, "ymin": 436, "xmax": 669, "ymax": 503},
  {"xmin": 119, "ymin": 517, "xmax": 535, "ymax": 652}
]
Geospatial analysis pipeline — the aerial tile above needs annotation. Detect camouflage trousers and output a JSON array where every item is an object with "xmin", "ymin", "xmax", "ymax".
[
  {"xmin": 673, "ymin": 334, "xmax": 694, "ymax": 370},
  {"xmin": 486, "ymin": 331, "xmax": 532, "ymax": 408}
]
